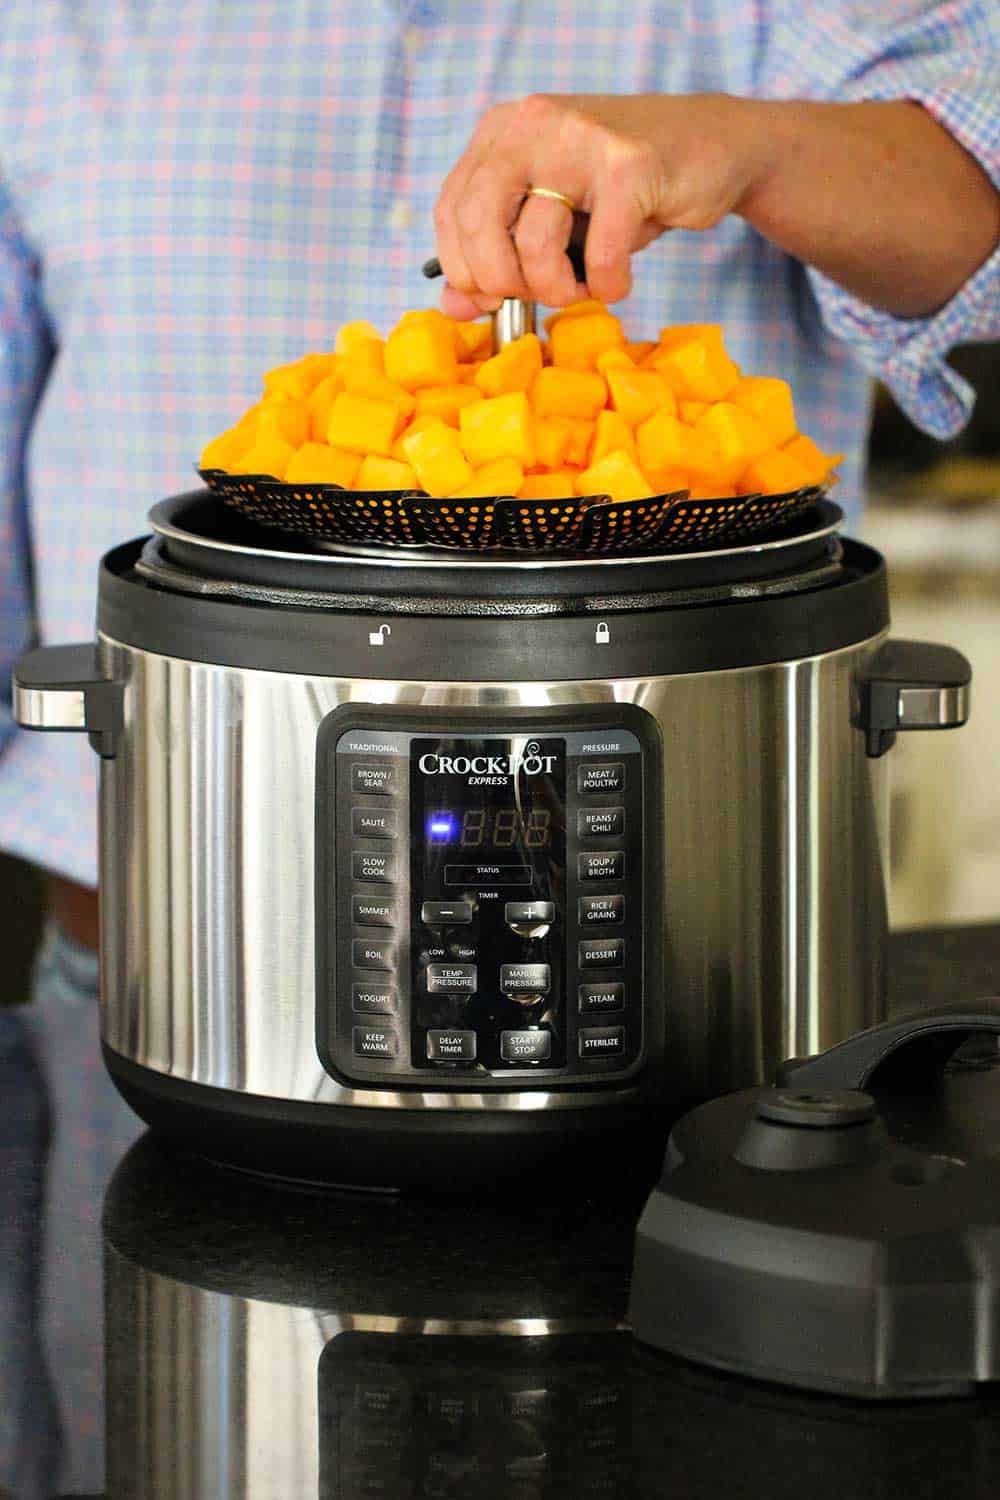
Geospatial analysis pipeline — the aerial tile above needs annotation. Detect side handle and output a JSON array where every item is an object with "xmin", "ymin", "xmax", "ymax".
[
  {"xmin": 13, "ymin": 643, "xmax": 124, "ymax": 759},
  {"xmin": 855, "ymin": 639, "xmax": 971, "ymax": 758}
]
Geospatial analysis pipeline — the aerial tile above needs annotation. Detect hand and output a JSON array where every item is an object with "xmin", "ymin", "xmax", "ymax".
[{"xmin": 433, "ymin": 92, "xmax": 771, "ymax": 317}]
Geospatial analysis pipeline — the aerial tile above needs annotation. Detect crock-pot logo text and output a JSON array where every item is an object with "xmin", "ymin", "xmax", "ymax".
[{"xmin": 418, "ymin": 741, "xmax": 555, "ymax": 786}]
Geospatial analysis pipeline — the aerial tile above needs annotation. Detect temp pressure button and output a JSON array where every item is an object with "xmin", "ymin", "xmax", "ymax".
[{"xmin": 426, "ymin": 963, "xmax": 478, "ymax": 994}]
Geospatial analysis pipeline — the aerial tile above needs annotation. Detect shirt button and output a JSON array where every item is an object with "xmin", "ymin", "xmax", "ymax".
[{"xmin": 389, "ymin": 198, "xmax": 412, "ymax": 233}]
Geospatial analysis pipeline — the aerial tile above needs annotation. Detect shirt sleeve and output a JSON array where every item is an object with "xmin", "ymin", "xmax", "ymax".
[
  {"xmin": 0, "ymin": 173, "xmax": 53, "ymax": 755},
  {"xmin": 764, "ymin": 0, "xmax": 1000, "ymax": 438}
]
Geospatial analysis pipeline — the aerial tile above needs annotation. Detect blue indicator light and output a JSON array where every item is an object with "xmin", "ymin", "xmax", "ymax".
[{"xmin": 428, "ymin": 815, "xmax": 456, "ymax": 841}]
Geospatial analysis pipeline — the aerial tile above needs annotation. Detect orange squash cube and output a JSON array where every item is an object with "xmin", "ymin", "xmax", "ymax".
[
  {"xmin": 414, "ymin": 384, "xmax": 484, "ymax": 427},
  {"xmin": 589, "ymin": 409, "xmax": 636, "ymax": 465},
  {"xmin": 679, "ymin": 400, "xmax": 709, "ymax": 425},
  {"xmin": 403, "ymin": 423, "xmax": 473, "ymax": 495},
  {"xmin": 596, "ymin": 349, "xmax": 635, "ymax": 374},
  {"xmin": 606, "ymin": 369, "xmax": 674, "ymax": 429},
  {"xmin": 649, "ymin": 334, "xmax": 740, "ymax": 402},
  {"xmin": 200, "ymin": 403, "xmax": 262, "ymax": 470},
  {"xmin": 645, "ymin": 466, "xmax": 691, "ymax": 496},
  {"xmin": 233, "ymin": 433, "xmax": 297, "ymax": 479},
  {"xmin": 626, "ymin": 340, "xmax": 657, "ymax": 364},
  {"xmin": 730, "ymin": 376, "xmax": 797, "ymax": 447},
  {"xmin": 517, "ymin": 471, "xmax": 578, "ymax": 499},
  {"xmin": 285, "ymin": 443, "xmax": 361, "ymax": 488},
  {"xmin": 263, "ymin": 353, "xmax": 339, "ymax": 400},
  {"xmin": 306, "ymin": 374, "xmax": 344, "ymax": 442},
  {"xmin": 455, "ymin": 320, "xmax": 493, "ymax": 361},
  {"xmin": 576, "ymin": 450, "xmax": 654, "ymax": 503},
  {"xmin": 542, "ymin": 298, "xmax": 607, "ymax": 334},
  {"xmin": 474, "ymin": 334, "xmax": 543, "ymax": 397},
  {"xmin": 459, "ymin": 392, "xmax": 535, "ymax": 468},
  {"xmin": 658, "ymin": 323, "xmax": 726, "ymax": 350},
  {"xmin": 335, "ymin": 320, "xmax": 382, "ymax": 354},
  {"xmin": 533, "ymin": 417, "xmax": 573, "ymax": 470},
  {"xmin": 557, "ymin": 418, "xmax": 595, "ymax": 467},
  {"xmin": 738, "ymin": 449, "xmax": 811, "ymax": 495},
  {"xmin": 326, "ymin": 392, "xmax": 403, "ymax": 457},
  {"xmin": 531, "ymin": 368, "xmax": 607, "ymax": 422},
  {"xmin": 688, "ymin": 484, "xmax": 738, "ymax": 499},
  {"xmin": 635, "ymin": 409, "xmax": 688, "ymax": 477},
  {"xmin": 391, "ymin": 413, "xmax": 446, "ymax": 462},
  {"xmin": 258, "ymin": 397, "xmax": 310, "ymax": 448},
  {"xmin": 341, "ymin": 364, "xmax": 417, "ymax": 418},
  {"xmin": 550, "ymin": 310, "xmax": 626, "ymax": 371},
  {"xmin": 450, "ymin": 458, "xmax": 524, "ymax": 498},
  {"xmin": 695, "ymin": 403, "xmax": 773, "ymax": 484},
  {"xmin": 782, "ymin": 434, "xmax": 843, "ymax": 486},
  {"xmin": 456, "ymin": 360, "xmax": 485, "ymax": 384},
  {"xmin": 385, "ymin": 316, "xmax": 459, "ymax": 391},
  {"xmin": 355, "ymin": 454, "xmax": 418, "ymax": 491}
]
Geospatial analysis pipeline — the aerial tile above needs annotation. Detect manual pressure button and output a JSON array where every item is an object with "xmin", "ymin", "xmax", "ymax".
[
  {"xmin": 500, "ymin": 963, "xmax": 551, "ymax": 1000},
  {"xmin": 352, "ymin": 763, "xmax": 396, "ymax": 796},
  {"xmin": 578, "ymin": 763, "xmax": 624, "ymax": 796},
  {"xmin": 578, "ymin": 851, "xmax": 624, "ymax": 882},
  {"xmin": 426, "ymin": 963, "xmax": 478, "ymax": 995},
  {"xmin": 579, "ymin": 939, "xmax": 624, "ymax": 968}
]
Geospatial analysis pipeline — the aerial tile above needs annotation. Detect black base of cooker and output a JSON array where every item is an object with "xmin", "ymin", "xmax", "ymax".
[{"xmin": 104, "ymin": 1045, "xmax": 665, "ymax": 1194}]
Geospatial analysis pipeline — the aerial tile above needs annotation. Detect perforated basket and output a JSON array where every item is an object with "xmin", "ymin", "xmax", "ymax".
[{"xmin": 198, "ymin": 468, "xmax": 826, "ymax": 556}]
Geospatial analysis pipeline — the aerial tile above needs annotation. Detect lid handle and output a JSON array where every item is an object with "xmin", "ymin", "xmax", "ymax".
[
  {"xmin": 13, "ymin": 643, "xmax": 124, "ymax": 758},
  {"xmin": 855, "ymin": 639, "xmax": 971, "ymax": 758}
]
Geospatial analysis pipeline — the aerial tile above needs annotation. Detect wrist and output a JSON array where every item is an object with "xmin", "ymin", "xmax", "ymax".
[{"xmin": 726, "ymin": 96, "xmax": 789, "ymax": 222}]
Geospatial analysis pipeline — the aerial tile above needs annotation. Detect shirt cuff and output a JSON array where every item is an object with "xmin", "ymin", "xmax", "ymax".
[{"xmin": 806, "ymin": 233, "xmax": 1000, "ymax": 440}]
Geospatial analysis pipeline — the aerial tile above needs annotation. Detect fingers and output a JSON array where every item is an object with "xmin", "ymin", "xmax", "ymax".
[
  {"xmin": 454, "ymin": 159, "xmax": 530, "ymax": 308},
  {"xmin": 583, "ymin": 174, "xmax": 654, "ymax": 304},
  {"xmin": 512, "ymin": 194, "xmax": 582, "ymax": 307},
  {"xmin": 439, "ymin": 284, "xmax": 486, "ymax": 321}
]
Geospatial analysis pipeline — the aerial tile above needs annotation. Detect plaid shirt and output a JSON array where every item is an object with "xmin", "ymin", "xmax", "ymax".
[{"xmin": 1, "ymin": 0, "xmax": 998, "ymax": 887}]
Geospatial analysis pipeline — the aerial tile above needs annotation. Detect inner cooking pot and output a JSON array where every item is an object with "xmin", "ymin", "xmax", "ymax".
[{"xmin": 11, "ymin": 491, "xmax": 972, "ymax": 1189}]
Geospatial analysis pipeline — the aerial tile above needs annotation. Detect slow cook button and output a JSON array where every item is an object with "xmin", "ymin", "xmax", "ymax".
[
  {"xmin": 500, "ymin": 1029, "xmax": 552, "ymax": 1064},
  {"xmin": 352, "ymin": 939, "xmax": 395, "ymax": 971},
  {"xmin": 352, "ymin": 984, "xmax": 398, "ymax": 1015},
  {"xmin": 579, "ymin": 938, "xmax": 624, "ymax": 968},
  {"xmin": 352, "ymin": 1025, "xmax": 399, "ymax": 1060},
  {"xmin": 426, "ymin": 963, "xmax": 477, "ymax": 994},
  {"xmin": 579, "ymin": 982, "xmax": 625, "ymax": 1014},
  {"xmin": 578, "ymin": 851, "xmax": 624, "ymax": 882},
  {"xmin": 577, "ymin": 762, "xmax": 624, "ymax": 796},
  {"xmin": 500, "ymin": 963, "xmax": 551, "ymax": 999},
  {"xmin": 352, "ymin": 763, "xmax": 397, "ymax": 796},
  {"xmin": 352, "ymin": 806, "xmax": 398, "ymax": 839},
  {"xmin": 579, "ymin": 1026, "xmax": 625, "ymax": 1059},
  {"xmin": 426, "ymin": 1029, "xmax": 477, "ymax": 1063},
  {"xmin": 352, "ymin": 896, "xmax": 398, "ymax": 927},
  {"xmin": 579, "ymin": 895, "xmax": 625, "ymax": 926},
  {"xmin": 352, "ymin": 851, "xmax": 396, "ymax": 883},
  {"xmin": 578, "ymin": 806, "xmax": 625, "ymax": 839}
]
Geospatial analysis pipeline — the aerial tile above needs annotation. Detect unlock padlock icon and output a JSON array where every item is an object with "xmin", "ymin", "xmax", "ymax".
[
  {"xmin": 595, "ymin": 621, "xmax": 610, "ymax": 646},
  {"xmin": 369, "ymin": 623, "xmax": 391, "ymax": 647}
]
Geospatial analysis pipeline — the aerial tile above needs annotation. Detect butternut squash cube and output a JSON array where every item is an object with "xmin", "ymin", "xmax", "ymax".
[
  {"xmin": 648, "ymin": 334, "xmax": 740, "ymax": 402},
  {"xmin": 341, "ymin": 365, "xmax": 417, "ymax": 419},
  {"xmin": 450, "ymin": 458, "xmax": 524, "ymax": 499},
  {"xmin": 258, "ymin": 397, "xmax": 310, "ymax": 449},
  {"xmin": 414, "ymin": 384, "xmax": 484, "ymax": 427},
  {"xmin": 285, "ymin": 443, "xmax": 361, "ymax": 488},
  {"xmin": 590, "ymin": 409, "xmax": 637, "ymax": 465},
  {"xmin": 679, "ymin": 400, "xmax": 709, "ymax": 425},
  {"xmin": 738, "ymin": 449, "xmax": 811, "ymax": 495},
  {"xmin": 263, "ymin": 353, "xmax": 339, "ymax": 400},
  {"xmin": 200, "ymin": 404, "xmax": 262, "ymax": 471},
  {"xmin": 306, "ymin": 374, "xmax": 344, "ymax": 442},
  {"xmin": 695, "ymin": 402, "xmax": 773, "ymax": 484},
  {"xmin": 233, "ymin": 433, "xmax": 297, "ymax": 479},
  {"xmin": 456, "ymin": 360, "xmax": 485, "ymax": 384},
  {"xmin": 556, "ymin": 418, "xmax": 595, "ymax": 468},
  {"xmin": 533, "ymin": 417, "xmax": 573, "ymax": 470},
  {"xmin": 626, "ymin": 340, "xmax": 657, "ymax": 364},
  {"xmin": 459, "ymin": 392, "xmax": 535, "ymax": 468},
  {"xmin": 355, "ymin": 454, "xmax": 418, "ymax": 491},
  {"xmin": 596, "ymin": 349, "xmax": 635, "ymax": 374},
  {"xmin": 474, "ymin": 334, "xmax": 543, "ymax": 397},
  {"xmin": 518, "ymin": 471, "xmax": 578, "ymax": 499},
  {"xmin": 606, "ymin": 368, "xmax": 674, "ymax": 429},
  {"xmin": 391, "ymin": 413, "xmax": 447, "ymax": 462},
  {"xmin": 576, "ymin": 450, "xmax": 654, "ymax": 503},
  {"xmin": 550, "ymin": 310, "xmax": 626, "ymax": 371},
  {"xmin": 326, "ymin": 392, "xmax": 403, "ymax": 457},
  {"xmin": 658, "ymin": 323, "xmax": 726, "ymax": 350},
  {"xmin": 403, "ymin": 423, "xmax": 473, "ymax": 495},
  {"xmin": 339, "ymin": 340, "xmax": 386, "ymax": 384},
  {"xmin": 635, "ymin": 409, "xmax": 689, "ymax": 478},
  {"xmin": 782, "ymin": 434, "xmax": 843, "ymax": 486},
  {"xmin": 385, "ymin": 317, "xmax": 459, "ymax": 391},
  {"xmin": 335, "ymin": 320, "xmax": 383, "ymax": 354},
  {"xmin": 730, "ymin": 376, "xmax": 797, "ymax": 447},
  {"xmin": 543, "ymin": 298, "xmax": 607, "ymax": 333},
  {"xmin": 455, "ymin": 320, "xmax": 493, "ymax": 361},
  {"xmin": 531, "ymin": 367, "xmax": 607, "ymax": 422},
  {"xmin": 645, "ymin": 467, "xmax": 691, "ymax": 496}
]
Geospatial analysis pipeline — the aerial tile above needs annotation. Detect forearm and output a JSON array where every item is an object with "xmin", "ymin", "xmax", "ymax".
[{"xmin": 732, "ymin": 97, "xmax": 1000, "ymax": 319}]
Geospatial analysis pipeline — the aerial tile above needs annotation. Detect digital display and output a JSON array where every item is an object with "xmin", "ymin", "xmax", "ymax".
[{"xmin": 426, "ymin": 807, "xmax": 552, "ymax": 849}]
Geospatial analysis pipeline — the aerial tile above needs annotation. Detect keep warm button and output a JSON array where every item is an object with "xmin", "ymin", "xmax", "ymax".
[
  {"xmin": 352, "ymin": 1026, "xmax": 399, "ymax": 1060},
  {"xmin": 579, "ymin": 1026, "xmax": 625, "ymax": 1060}
]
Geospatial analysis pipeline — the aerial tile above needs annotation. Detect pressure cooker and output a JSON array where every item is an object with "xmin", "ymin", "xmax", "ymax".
[{"xmin": 12, "ymin": 488, "xmax": 970, "ymax": 1187}]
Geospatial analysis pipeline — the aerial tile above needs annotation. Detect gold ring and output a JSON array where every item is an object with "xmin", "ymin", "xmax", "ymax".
[{"xmin": 525, "ymin": 186, "xmax": 577, "ymax": 212}]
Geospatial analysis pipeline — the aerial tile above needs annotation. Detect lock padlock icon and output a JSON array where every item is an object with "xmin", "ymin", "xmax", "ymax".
[
  {"xmin": 595, "ymin": 621, "xmax": 610, "ymax": 646},
  {"xmin": 369, "ymin": 623, "xmax": 391, "ymax": 647}
]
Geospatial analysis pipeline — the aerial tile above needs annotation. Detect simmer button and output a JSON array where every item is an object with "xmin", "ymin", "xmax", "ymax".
[
  {"xmin": 352, "ymin": 896, "xmax": 398, "ymax": 927},
  {"xmin": 579, "ymin": 1026, "xmax": 625, "ymax": 1059},
  {"xmin": 579, "ymin": 938, "xmax": 625, "ymax": 968},
  {"xmin": 578, "ymin": 807, "xmax": 624, "ymax": 839},
  {"xmin": 577, "ymin": 762, "xmax": 624, "ymax": 796},
  {"xmin": 352, "ymin": 807, "xmax": 398, "ymax": 839}
]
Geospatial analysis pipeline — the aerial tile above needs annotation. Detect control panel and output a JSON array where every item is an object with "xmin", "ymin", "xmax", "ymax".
[{"xmin": 315, "ymin": 706, "xmax": 659, "ymax": 1089}]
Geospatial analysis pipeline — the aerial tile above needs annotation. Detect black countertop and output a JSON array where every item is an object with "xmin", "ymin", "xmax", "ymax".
[{"xmin": 4, "ymin": 925, "xmax": 1000, "ymax": 1499}]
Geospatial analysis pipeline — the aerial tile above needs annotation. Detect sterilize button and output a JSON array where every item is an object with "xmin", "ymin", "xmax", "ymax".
[
  {"xmin": 579, "ymin": 1026, "xmax": 625, "ymax": 1059},
  {"xmin": 352, "ymin": 807, "xmax": 398, "ymax": 839},
  {"xmin": 579, "ymin": 939, "xmax": 624, "ymax": 968},
  {"xmin": 352, "ymin": 896, "xmax": 398, "ymax": 927},
  {"xmin": 577, "ymin": 763, "xmax": 624, "ymax": 796},
  {"xmin": 352, "ymin": 984, "xmax": 398, "ymax": 1015},
  {"xmin": 579, "ymin": 807, "xmax": 624, "ymax": 839},
  {"xmin": 578, "ymin": 851, "xmax": 624, "ymax": 881},
  {"xmin": 500, "ymin": 1030, "xmax": 552, "ymax": 1064},
  {"xmin": 352, "ymin": 763, "xmax": 396, "ymax": 796},
  {"xmin": 352, "ymin": 851, "xmax": 396, "ymax": 883},
  {"xmin": 352, "ymin": 939, "xmax": 395, "ymax": 970},
  {"xmin": 353, "ymin": 1026, "xmax": 399, "ymax": 1059},
  {"xmin": 578, "ymin": 895, "xmax": 625, "ymax": 926},
  {"xmin": 500, "ymin": 963, "xmax": 551, "ymax": 999},
  {"xmin": 426, "ymin": 963, "xmax": 478, "ymax": 994},
  {"xmin": 579, "ymin": 982, "xmax": 625, "ymax": 1014},
  {"xmin": 504, "ymin": 900, "xmax": 556, "ymax": 937},
  {"xmin": 426, "ymin": 1029, "xmax": 477, "ymax": 1063},
  {"xmin": 421, "ymin": 900, "xmax": 474, "ymax": 926}
]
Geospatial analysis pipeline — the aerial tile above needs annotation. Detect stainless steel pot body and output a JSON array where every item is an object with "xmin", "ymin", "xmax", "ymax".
[{"xmin": 95, "ymin": 630, "xmax": 891, "ymax": 1113}]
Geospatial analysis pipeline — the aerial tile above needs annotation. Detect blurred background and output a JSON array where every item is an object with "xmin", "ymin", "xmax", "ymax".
[{"xmin": 1, "ymin": 342, "xmax": 998, "ymax": 998}]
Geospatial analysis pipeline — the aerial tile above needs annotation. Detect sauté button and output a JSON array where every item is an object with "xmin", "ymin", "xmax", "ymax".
[
  {"xmin": 426, "ymin": 963, "xmax": 478, "ymax": 994},
  {"xmin": 352, "ymin": 763, "xmax": 397, "ymax": 795},
  {"xmin": 352, "ymin": 896, "xmax": 398, "ymax": 927},
  {"xmin": 352, "ymin": 807, "xmax": 398, "ymax": 839},
  {"xmin": 352, "ymin": 984, "xmax": 398, "ymax": 1015},
  {"xmin": 579, "ymin": 939, "xmax": 624, "ymax": 968},
  {"xmin": 577, "ymin": 763, "xmax": 624, "ymax": 796},
  {"xmin": 579, "ymin": 982, "xmax": 625, "ymax": 1014},
  {"xmin": 352, "ymin": 851, "xmax": 396, "ymax": 883},
  {"xmin": 500, "ymin": 963, "xmax": 551, "ymax": 999},
  {"xmin": 578, "ymin": 851, "xmax": 624, "ymax": 881},
  {"xmin": 352, "ymin": 1026, "xmax": 399, "ymax": 1059},
  {"xmin": 578, "ymin": 807, "xmax": 624, "ymax": 839},
  {"xmin": 426, "ymin": 1029, "xmax": 477, "ymax": 1063},
  {"xmin": 578, "ymin": 894, "xmax": 625, "ymax": 926},
  {"xmin": 421, "ymin": 900, "xmax": 474, "ymax": 926},
  {"xmin": 504, "ymin": 900, "xmax": 556, "ymax": 937},
  {"xmin": 352, "ymin": 939, "xmax": 395, "ymax": 970},
  {"xmin": 500, "ymin": 1029, "xmax": 552, "ymax": 1064},
  {"xmin": 579, "ymin": 1026, "xmax": 625, "ymax": 1059}
]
